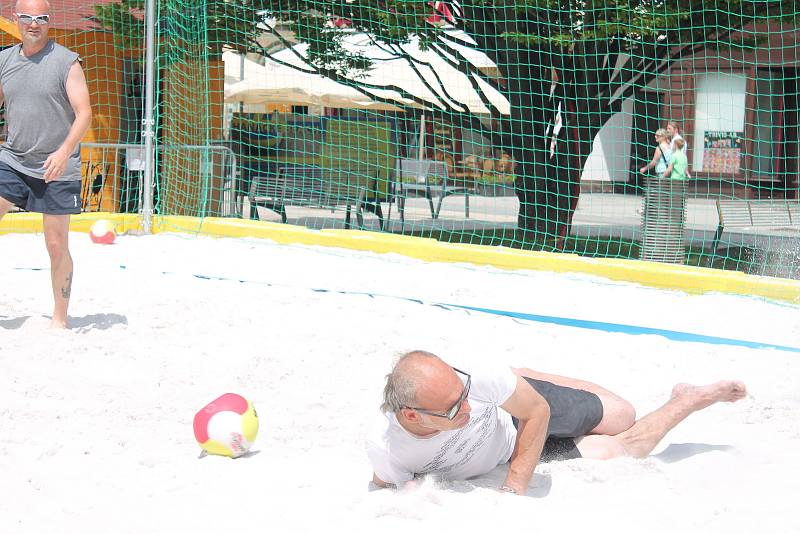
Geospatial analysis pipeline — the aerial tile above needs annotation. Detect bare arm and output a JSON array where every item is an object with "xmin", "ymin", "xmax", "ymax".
[
  {"xmin": 43, "ymin": 61, "xmax": 92, "ymax": 182},
  {"xmin": 499, "ymin": 376, "xmax": 550, "ymax": 495},
  {"xmin": 372, "ymin": 473, "xmax": 392, "ymax": 488},
  {"xmin": 640, "ymin": 147, "xmax": 662, "ymax": 174},
  {"xmin": 663, "ymin": 161, "xmax": 674, "ymax": 177}
]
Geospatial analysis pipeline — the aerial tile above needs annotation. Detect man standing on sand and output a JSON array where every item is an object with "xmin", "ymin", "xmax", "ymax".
[{"xmin": 0, "ymin": 0, "xmax": 92, "ymax": 328}]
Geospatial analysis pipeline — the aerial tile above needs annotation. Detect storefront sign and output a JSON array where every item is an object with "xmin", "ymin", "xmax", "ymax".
[{"xmin": 702, "ymin": 130, "xmax": 742, "ymax": 174}]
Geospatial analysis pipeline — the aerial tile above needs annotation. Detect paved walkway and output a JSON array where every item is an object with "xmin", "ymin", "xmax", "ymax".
[{"xmin": 249, "ymin": 192, "xmax": 799, "ymax": 249}]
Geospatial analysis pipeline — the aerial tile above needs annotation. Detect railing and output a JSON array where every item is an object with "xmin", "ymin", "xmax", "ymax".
[{"xmin": 81, "ymin": 142, "xmax": 238, "ymax": 218}]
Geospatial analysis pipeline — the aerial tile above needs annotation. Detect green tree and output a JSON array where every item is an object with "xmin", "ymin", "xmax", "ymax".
[
  {"xmin": 257, "ymin": 0, "xmax": 794, "ymax": 247},
  {"xmin": 93, "ymin": 0, "xmax": 261, "ymax": 57},
  {"xmin": 96, "ymin": 1, "xmax": 797, "ymax": 246}
]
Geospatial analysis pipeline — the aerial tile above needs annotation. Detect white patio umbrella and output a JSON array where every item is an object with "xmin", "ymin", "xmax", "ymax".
[
  {"xmin": 223, "ymin": 51, "xmax": 264, "ymax": 86},
  {"xmin": 223, "ymin": 54, "xmax": 410, "ymax": 111},
  {"xmin": 224, "ymin": 32, "xmax": 510, "ymax": 116}
]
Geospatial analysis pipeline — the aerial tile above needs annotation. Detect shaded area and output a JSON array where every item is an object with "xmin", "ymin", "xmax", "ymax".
[
  {"xmin": 653, "ymin": 443, "xmax": 736, "ymax": 464},
  {"xmin": 70, "ymin": 313, "xmax": 129, "ymax": 332},
  {"xmin": 0, "ymin": 316, "xmax": 31, "ymax": 330}
]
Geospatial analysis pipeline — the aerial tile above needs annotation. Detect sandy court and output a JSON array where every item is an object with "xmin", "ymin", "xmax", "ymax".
[{"xmin": 1, "ymin": 232, "xmax": 799, "ymax": 533}]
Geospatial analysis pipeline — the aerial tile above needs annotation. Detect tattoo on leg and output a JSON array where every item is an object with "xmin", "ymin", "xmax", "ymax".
[{"xmin": 61, "ymin": 271, "xmax": 73, "ymax": 299}]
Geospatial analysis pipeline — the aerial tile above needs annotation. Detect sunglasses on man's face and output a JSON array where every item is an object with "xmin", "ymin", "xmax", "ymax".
[
  {"xmin": 16, "ymin": 13, "xmax": 50, "ymax": 25},
  {"xmin": 407, "ymin": 367, "xmax": 471, "ymax": 421}
]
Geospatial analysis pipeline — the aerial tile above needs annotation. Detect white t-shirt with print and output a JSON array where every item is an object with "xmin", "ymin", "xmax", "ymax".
[{"xmin": 366, "ymin": 365, "xmax": 518, "ymax": 486}]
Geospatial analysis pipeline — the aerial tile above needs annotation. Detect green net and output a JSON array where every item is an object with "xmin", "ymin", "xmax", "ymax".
[{"xmin": 2, "ymin": 1, "xmax": 797, "ymax": 278}]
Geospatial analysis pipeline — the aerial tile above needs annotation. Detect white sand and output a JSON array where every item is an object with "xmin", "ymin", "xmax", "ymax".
[{"xmin": 1, "ymin": 232, "xmax": 799, "ymax": 533}]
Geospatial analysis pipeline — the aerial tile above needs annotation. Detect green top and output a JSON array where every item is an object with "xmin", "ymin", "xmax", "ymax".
[{"xmin": 669, "ymin": 149, "xmax": 688, "ymax": 181}]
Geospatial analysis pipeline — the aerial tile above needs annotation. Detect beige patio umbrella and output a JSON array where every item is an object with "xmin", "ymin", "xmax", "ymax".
[
  {"xmin": 224, "ymin": 50, "xmax": 411, "ymax": 111},
  {"xmin": 224, "ymin": 33, "xmax": 510, "ymax": 115}
]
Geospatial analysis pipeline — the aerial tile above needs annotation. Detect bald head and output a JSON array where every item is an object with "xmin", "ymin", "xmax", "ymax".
[
  {"xmin": 14, "ymin": 0, "xmax": 50, "ymax": 15},
  {"xmin": 381, "ymin": 350, "xmax": 458, "ymax": 412},
  {"xmin": 15, "ymin": 0, "xmax": 50, "ymax": 13},
  {"xmin": 395, "ymin": 350, "xmax": 444, "ymax": 378}
]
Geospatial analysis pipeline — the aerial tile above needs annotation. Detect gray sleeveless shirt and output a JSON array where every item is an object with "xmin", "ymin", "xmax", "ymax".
[{"xmin": 0, "ymin": 41, "xmax": 81, "ymax": 181}]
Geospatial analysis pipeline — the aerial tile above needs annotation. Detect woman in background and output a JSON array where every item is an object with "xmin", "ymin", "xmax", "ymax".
[{"xmin": 640, "ymin": 128, "xmax": 672, "ymax": 178}]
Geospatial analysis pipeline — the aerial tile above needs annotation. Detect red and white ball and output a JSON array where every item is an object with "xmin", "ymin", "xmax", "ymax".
[
  {"xmin": 89, "ymin": 220, "xmax": 116, "ymax": 245},
  {"xmin": 193, "ymin": 393, "xmax": 259, "ymax": 458}
]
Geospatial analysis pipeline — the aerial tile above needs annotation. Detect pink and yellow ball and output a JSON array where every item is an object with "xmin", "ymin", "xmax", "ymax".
[
  {"xmin": 193, "ymin": 393, "xmax": 259, "ymax": 458},
  {"xmin": 89, "ymin": 220, "xmax": 116, "ymax": 245}
]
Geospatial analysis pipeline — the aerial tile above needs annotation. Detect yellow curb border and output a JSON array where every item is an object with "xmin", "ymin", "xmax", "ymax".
[{"xmin": 3, "ymin": 212, "xmax": 798, "ymax": 304}]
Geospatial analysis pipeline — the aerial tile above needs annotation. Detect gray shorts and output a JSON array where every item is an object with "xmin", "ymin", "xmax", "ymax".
[
  {"xmin": 0, "ymin": 162, "xmax": 82, "ymax": 215},
  {"xmin": 513, "ymin": 377, "xmax": 604, "ymax": 462}
]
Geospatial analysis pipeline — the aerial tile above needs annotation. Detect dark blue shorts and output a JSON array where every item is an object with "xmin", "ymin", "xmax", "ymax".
[
  {"xmin": 0, "ymin": 161, "xmax": 82, "ymax": 215},
  {"xmin": 512, "ymin": 378, "xmax": 605, "ymax": 462}
]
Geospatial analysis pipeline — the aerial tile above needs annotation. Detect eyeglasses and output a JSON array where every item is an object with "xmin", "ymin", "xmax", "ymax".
[
  {"xmin": 16, "ymin": 13, "xmax": 50, "ymax": 25},
  {"xmin": 407, "ymin": 367, "xmax": 471, "ymax": 420}
]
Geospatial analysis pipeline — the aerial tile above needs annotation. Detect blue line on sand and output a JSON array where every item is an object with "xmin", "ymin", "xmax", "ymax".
[
  {"xmin": 22, "ymin": 264, "xmax": 795, "ymax": 354},
  {"xmin": 440, "ymin": 303, "xmax": 800, "ymax": 354},
  {"xmin": 189, "ymin": 274, "xmax": 800, "ymax": 354},
  {"xmin": 306, "ymin": 286, "xmax": 800, "ymax": 354}
]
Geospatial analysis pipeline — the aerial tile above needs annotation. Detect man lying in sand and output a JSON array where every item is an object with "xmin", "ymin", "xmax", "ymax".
[{"xmin": 366, "ymin": 350, "xmax": 746, "ymax": 494}]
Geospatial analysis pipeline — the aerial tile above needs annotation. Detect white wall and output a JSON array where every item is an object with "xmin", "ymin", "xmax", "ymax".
[{"xmin": 581, "ymin": 98, "xmax": 634, "ymax": 182}]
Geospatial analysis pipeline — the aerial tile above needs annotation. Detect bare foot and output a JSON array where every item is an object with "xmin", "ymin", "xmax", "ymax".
[
  {"xmin": 49, "ymin": 317, "xmax": 69, "ymax": 329},
  {"xmin": 671, "ymin": 381, "xmax": 747, "ymax": 410}
]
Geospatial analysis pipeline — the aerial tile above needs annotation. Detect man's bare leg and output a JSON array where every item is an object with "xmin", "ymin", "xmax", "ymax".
[
  {"xmin": 43, "ymin": 214, "xmax": 73, "ymax": 329},
  {"xmin": 576, "ymin": 380, "xmax": 747, "ymax": 460},
  {"xmin": 513, "ymin": 367, "xmax": 637, "ymax": 435}
]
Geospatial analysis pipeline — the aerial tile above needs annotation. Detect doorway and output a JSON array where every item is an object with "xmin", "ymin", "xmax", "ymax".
[{"xmin": 746, "ymin": 68, "xmax": 799, "ymax": 198}]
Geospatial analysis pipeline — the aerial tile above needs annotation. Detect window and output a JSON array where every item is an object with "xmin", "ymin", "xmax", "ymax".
[{"xmin": 693, "ymin": 72, "xmax": 747, "ymax": 174}]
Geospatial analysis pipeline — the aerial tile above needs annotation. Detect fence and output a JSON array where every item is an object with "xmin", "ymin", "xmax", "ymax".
[
  {"xmin": 81, "ymin": 143, "xmax": 238, "ymax": 218},
  {"xmin": 1, "ymin": 1, "xmax": 798, "ymax": 279}
]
